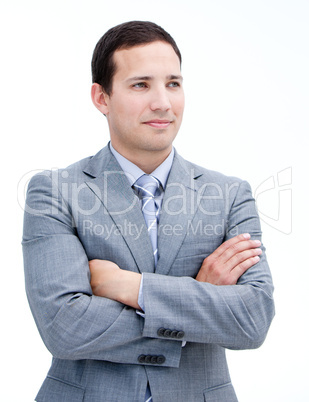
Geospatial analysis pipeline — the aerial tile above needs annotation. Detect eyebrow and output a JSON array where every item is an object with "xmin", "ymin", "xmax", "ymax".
[{"xmin": 126, "ymin": 75, "xmax": 183, "ymax": 83}]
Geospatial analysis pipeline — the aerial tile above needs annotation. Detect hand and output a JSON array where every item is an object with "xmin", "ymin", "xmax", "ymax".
[
  {"xmin": 89, "ymin": 259, "xmax": 142, "ymax": 309},
  {"xmin": 89, "ymin": 259, "xmax": 120, "ymax": 297},
  {"xmin": 196, "ymin": 233, "xmax": 262, "ymax": 285}
]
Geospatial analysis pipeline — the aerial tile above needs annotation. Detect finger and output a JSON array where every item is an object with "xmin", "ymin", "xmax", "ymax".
[
  {"xmin": 227, "ymin": 247, "xmax": 262, "ymax": 271},
  {"xmin": 211, "ymin": 233, "xmax": 252, "ymax": 259},
  {"xmin": 221, "ymin": 238, "xmax": 261, "ymax": 264},
  {"xmin": 229, "ymin": 255, "xmax": 261, "ymax": 284},
  {"xmin": 215, "ymin": 247, "xmax": 262, "ymax": 284},
  {"xmin": 212, "ymin": 233, "xmax": 261, "ymax": 264}
]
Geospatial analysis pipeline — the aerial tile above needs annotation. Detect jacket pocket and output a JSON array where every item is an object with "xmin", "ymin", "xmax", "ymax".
[
  {"xmin": 203, "ymin": 382, "xmax": 238, "ymax": 402},
  {"xmin": 36, "ymin": 376, "xmax": 85, "ymax": 401}
]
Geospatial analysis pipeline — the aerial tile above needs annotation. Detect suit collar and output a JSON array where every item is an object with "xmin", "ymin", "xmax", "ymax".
[{"xmin": 83, "ymin": 144, "xmax": 115, "ymax": 178}]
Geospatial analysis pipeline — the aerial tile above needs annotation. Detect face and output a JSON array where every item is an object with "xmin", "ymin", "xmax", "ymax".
[{"xmin": 94, "ymin": 41, "xmax": 184, "ymax": 161}]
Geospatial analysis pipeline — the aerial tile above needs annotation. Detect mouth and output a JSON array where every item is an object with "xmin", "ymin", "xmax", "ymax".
[{"xmin": 143, "ymin": 119, "xmax": 172, "ymax": 129}]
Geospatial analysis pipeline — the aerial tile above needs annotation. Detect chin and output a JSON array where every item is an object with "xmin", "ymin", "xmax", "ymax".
[
  {"xmin": 144, "ymin": 140, "xmax": 174, "ymax": 153},
  {"xmin": 147, "ymin": 133, "xmax": 177, "ymax": 149}
]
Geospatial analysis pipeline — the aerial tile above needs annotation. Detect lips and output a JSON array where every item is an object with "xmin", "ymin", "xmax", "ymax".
[{"xmin": 143, "ymin": 119, "xmax": 172, "ymax": 129}]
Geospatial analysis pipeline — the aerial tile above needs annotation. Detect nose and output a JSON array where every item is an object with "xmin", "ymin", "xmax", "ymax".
[{"xmin": 149, "ymin": 86, "xmax": 172, "ymax": 112}]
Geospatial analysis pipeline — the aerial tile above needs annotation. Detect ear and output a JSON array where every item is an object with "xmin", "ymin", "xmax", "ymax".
[{"xmin": 91, "ymin": 83, "xmax": 109, "ymax": 115}]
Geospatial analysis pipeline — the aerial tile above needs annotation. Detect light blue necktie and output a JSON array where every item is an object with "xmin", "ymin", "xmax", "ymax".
[
  {"xmin": 133, "ymin": 174, "xmax": 161, "ymax": 402},
  {"xmin": 134, "ymin": 174, "xmax": 161, "ymax": 267}
]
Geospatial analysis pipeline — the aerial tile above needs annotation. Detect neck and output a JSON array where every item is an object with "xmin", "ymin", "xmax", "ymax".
[{"xmin": 111, "ymin": 143, "xmax": 172, "ymax": 174}]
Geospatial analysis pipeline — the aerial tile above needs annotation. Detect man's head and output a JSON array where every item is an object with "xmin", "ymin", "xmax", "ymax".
[
  {"xmin": 91, "ymin": 21, "xmax": 184, "ymax": 172},
  {"xmin": 91, "ymin": 20, "xmax": 182, "ymax": 96}
]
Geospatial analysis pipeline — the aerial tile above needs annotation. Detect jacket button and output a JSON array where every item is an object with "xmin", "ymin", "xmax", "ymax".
[
  {"xmin": 145, "ymin": 355, "xmax": 152, "ymax": 363},
  {"xmin": 156, "ymin": 355, "xmax": 166, "ymax": 364},
  {"xmin": 157, "ymin": 328, "xmax": 166, "ymax": 337},
  {"xmin": 176, "ymin": 331, "xmax": 185, "ymax": 339},
  {"xmin": 164, "ymin": 329, "xmax": 172, "ymax": 337},
  {"xmin": 138, "ymin": 355, "xmax": 146, "ymax": 363},
  {"xmin": 171, "ymin": 330, "xmax": 178, "ymax": 338},
  {"xmin": 151, "ymin": 356, "xmax": 158, "ymax": 364}
]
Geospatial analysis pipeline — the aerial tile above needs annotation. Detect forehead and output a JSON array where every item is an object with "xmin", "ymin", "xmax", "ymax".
[{"xmin": 112, "ymin": 41, "xmax": 181, "ymax": 79}]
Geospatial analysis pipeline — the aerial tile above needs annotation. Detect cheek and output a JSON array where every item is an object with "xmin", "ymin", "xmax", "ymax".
[
  {"xmin": 128, "ymin": 98, "xmax": 146, "ymax": 116},
  {"xmin": 172, "ymin": 94, "xmax": 185, "ymax": 115},
  {"xmin": 117, "ymin": 98, "xmax": 144, "ymax": 120}
]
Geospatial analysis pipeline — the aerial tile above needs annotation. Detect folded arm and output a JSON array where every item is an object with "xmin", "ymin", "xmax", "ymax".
[
  {"xmin": 143, "ymin": 180, "xmax": 275, "ymax": 349},
  {"xmin": 89, "ymin": 233, "xmax": 262, "ymax": 308}
]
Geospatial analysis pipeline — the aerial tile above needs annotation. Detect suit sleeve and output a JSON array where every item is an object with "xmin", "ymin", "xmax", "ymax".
[
  {"xmin": 22, "ymin": 172, "xmax": 182, "ymax": 367},
  {"xmin": 141, "ymin": 180, "xmax": 275, "ymax": 350}
]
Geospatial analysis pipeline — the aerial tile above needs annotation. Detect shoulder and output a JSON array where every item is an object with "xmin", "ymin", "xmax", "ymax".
[
  {"xmin": 28, "ymin": 145, "xmax": 112, "ymax": 189},
  {"xmin": 175, "ymin": 151, "xmax": 245, "ymax": 185},
  {"xmin": 174, "ymin": 152, "xmax": 254, "ymax": 205}
]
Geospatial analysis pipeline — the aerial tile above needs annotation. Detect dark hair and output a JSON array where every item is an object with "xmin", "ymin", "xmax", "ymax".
[{"xmin": 91, "ymin": 21, "xmax": 182, "ymax": 95}]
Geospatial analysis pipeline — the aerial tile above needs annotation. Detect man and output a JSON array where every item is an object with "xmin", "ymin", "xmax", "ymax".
[{"xmin": 23, "ymin": 21, "xmax": 275, "ymax": 401}]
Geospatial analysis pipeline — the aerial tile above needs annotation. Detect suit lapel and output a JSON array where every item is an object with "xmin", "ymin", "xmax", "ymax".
[
  {"xmin": 156, "ymin": 153, "xmax": 203, "ymax": 276},
  {"xmin": 83, "ymin": 146, "xmax": 155, "ymax": 273}
]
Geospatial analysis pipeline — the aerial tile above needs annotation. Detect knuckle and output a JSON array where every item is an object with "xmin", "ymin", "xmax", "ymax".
[
  {"xmin": 221, "ymin": 277, "xmax": 232, "ymax": 286},
  {"xmin": 204, "ymin": 255, "xmax": 215, "ymax": 268},
  {"xmin": 231, "ymin": 252, "xmax": 242, "ymax": 265},
  {"xmin": 225, "ymin": 238, "xmax": 238, "ymax": 249},
  {"xmin": 213, "ymin": 265, "xmax": 222, "ymax": 277},
  {"xmin": 237, "ymin": 259, "xmax": 250, "ymax": 272},
  {"xmin": 230, "ymin": 242, "xmax": 240, "ymax": 253}
]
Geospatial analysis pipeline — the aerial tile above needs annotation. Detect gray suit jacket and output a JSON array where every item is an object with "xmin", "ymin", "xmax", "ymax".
[{"xmin": 22, "ymin": 145, "xmax": 275, "ymax": 401}]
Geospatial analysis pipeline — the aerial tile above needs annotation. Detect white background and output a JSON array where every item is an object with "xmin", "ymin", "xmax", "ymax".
[{"xmin": 1, "ymin": 0, "xmax": 308, "ymax": 401}]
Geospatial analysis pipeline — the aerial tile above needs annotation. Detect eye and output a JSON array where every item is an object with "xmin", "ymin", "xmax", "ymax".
[
  {"xmin": 132, "ymin": 82, "xmax": 148, "ymax": 89},
  {"xmin": 167, "ymin": 81, "xmax": 181, "ymax": 88}
]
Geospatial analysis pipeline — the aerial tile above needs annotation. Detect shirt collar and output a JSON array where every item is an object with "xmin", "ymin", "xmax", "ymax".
[{"xmin": 109, "ymin": 142, "xmax": 174, "ymax": 189}]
